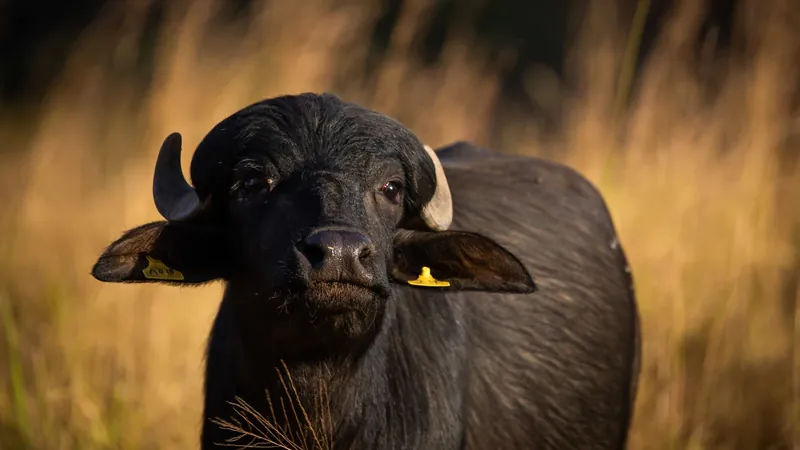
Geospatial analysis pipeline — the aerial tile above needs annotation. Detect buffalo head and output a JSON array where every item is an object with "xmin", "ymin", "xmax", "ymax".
[{"xmin": 91, "ymin": 93, "xmax": 535, "ymax": 353}]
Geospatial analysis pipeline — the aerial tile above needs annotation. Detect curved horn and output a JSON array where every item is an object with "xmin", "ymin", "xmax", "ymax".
[
  {"xmin": 152, "ymin": 132, "xmax": 203, "ymax": 221},
  {"xmin": 420, "ymin": 144, "xmax": 453, "ymax": 231}
]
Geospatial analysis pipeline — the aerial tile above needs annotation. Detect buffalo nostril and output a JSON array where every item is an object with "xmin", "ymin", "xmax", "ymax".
[
  {"xmin": 358, "ymin": 245, "xmax": 372, "ymax": 261},
  {"xmin": 301, "ymin": 242, "xmax": 326, "ymax": 269}
]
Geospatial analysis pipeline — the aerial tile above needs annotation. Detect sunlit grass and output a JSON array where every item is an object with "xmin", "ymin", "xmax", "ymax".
[
  {"xmin": 209, "ymin": 361, "xmax": 334, "ymax": 450},
  {"xmin": 0, "ymin": 0, "xmax": 797, "ymax": 448}
]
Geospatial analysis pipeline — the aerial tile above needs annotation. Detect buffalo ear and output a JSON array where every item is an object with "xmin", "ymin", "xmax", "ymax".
[
  {"xmin": 391, "ymin": 230, "xmax": 536, "ymax": 293},
  {"xmin": 91, "ymin": 221, "xmax": 231, "ymax": 285}
]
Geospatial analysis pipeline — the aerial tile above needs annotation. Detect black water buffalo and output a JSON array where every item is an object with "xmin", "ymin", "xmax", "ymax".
[{"xmin": 91, "ymin": 93, "xmax": 641, "ymax": 450}]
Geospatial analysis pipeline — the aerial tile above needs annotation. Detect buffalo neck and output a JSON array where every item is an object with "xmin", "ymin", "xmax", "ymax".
[
  {"xmin": 206, "ymin": 284, "xmax": 467, "ymax": 449},
  {"xmin": 209, "ymin": 284, "xmax": 397, "ymax": 447}
]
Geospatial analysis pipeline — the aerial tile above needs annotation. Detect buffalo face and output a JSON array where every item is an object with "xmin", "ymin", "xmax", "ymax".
[{"xmin": 221, "ymin": 125, "xmax": 433, "ymax": 344}]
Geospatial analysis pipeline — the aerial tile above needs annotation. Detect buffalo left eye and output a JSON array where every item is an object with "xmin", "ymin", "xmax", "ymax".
[{"xmin": 380, "ymin": 181, "xmax": 403, "ymax": 204}]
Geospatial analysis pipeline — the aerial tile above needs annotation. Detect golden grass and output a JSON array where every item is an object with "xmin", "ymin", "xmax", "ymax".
[
  {"xmin": 209, "ymin": 361, "xmax": 334, "ymax": 450},
  {"xmin": 0, "ymin": 0, "xmax": 798, "ymax": 448}
]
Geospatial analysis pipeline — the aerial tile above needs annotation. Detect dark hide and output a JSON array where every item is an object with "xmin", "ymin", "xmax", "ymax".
[
  {"xmin": 91, "ymin": 94, "xmax": 640, "ymax": 449},
  {"xmin": 437, "ymin": 142, "xmax": 641, "ymax": 448}
]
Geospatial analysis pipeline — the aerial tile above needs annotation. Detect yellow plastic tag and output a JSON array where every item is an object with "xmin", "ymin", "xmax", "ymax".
[
  {"xmin": 407, "ymin": 266, "xmax": 450, "ymax": 287},
  {"xmin": 142, "ymin": 256, "xmax": 184, "ymax": 281}
]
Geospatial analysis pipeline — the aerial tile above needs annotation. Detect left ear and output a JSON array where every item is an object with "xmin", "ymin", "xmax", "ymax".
[{"xmin": 391, "ymin": 230, "xmax": 537, "ymax": 293}]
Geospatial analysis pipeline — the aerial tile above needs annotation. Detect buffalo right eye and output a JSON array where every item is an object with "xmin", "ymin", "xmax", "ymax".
[{"xmin": 236, "ymin": 177, "xmax": 273, "ymax": 200}]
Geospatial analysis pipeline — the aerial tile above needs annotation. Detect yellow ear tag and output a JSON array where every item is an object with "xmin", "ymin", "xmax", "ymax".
[
  {"xmin": 142, "ymin": 256, "xmax": 184, "ymax": 281},
  {"xmin": 407, "ymin": 266, "xmax": 450, "ymax": 287}
]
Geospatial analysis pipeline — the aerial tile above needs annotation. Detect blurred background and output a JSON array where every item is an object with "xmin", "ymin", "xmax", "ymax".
[{"xmin": 0, "ymin": 0, "xmax": 798, "ymax": 448}]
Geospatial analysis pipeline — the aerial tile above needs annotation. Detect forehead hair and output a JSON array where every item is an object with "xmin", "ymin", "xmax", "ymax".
[{"xmin": 188, "ymin": 93, "xmax": 436, "ymax": 215}]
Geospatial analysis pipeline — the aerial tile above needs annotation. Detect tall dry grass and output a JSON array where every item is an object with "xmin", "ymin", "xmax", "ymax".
[{"xmin": 0, "ymin": 0, "xmax": 798, "ymax": 448}]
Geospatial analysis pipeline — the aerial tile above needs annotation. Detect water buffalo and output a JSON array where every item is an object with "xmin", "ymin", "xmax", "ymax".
[{"xmin": 91, "ymin": 93, "xmax": 641, "ymax": 449}]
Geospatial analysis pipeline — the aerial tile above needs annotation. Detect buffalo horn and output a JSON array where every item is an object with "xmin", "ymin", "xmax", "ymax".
[
  {"xmin": 420, "ymin": 144, "xmax": 453, "ymax": 231},
  {"xmin": 152, "ymin": 132, "xmax": 203, "ymax": 221}
]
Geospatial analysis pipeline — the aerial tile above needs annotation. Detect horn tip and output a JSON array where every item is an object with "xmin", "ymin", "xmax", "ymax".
[{"xmin": 164, "ymin": 132, "xmax": 182, "ymax": 147}]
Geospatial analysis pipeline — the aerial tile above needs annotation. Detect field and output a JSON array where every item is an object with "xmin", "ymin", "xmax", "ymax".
[{"xmin": 0, "ymin": 1, "xmax": 798, "ymax": 449}]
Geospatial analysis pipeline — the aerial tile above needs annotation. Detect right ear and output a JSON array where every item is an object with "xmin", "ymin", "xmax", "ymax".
[{"xmin": 91, "ymin": 220, "xmax": 232, "ymax": 286}]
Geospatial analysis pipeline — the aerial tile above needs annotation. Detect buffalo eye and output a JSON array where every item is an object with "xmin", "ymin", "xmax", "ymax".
[
  {"xmin": 235, "ymin": 177, "xmax": 273, "ymax": 201},
  {"xmin": 380, "ymin": 180, "xmax": 404, "ymax": 205}
]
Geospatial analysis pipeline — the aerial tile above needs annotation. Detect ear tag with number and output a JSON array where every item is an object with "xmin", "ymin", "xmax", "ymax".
[
  {"xmin": 407, "ymin": 266, "xmax": 450, "ymax": 287},
  {"xmin": 142, "ymin": 255, "xmax": 184, "ymax": 281}
]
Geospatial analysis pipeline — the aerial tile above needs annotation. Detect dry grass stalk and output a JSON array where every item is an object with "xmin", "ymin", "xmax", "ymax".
[{"xmin": 209, "ymin": 361, "xmax": 333, "ymax": 450}]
